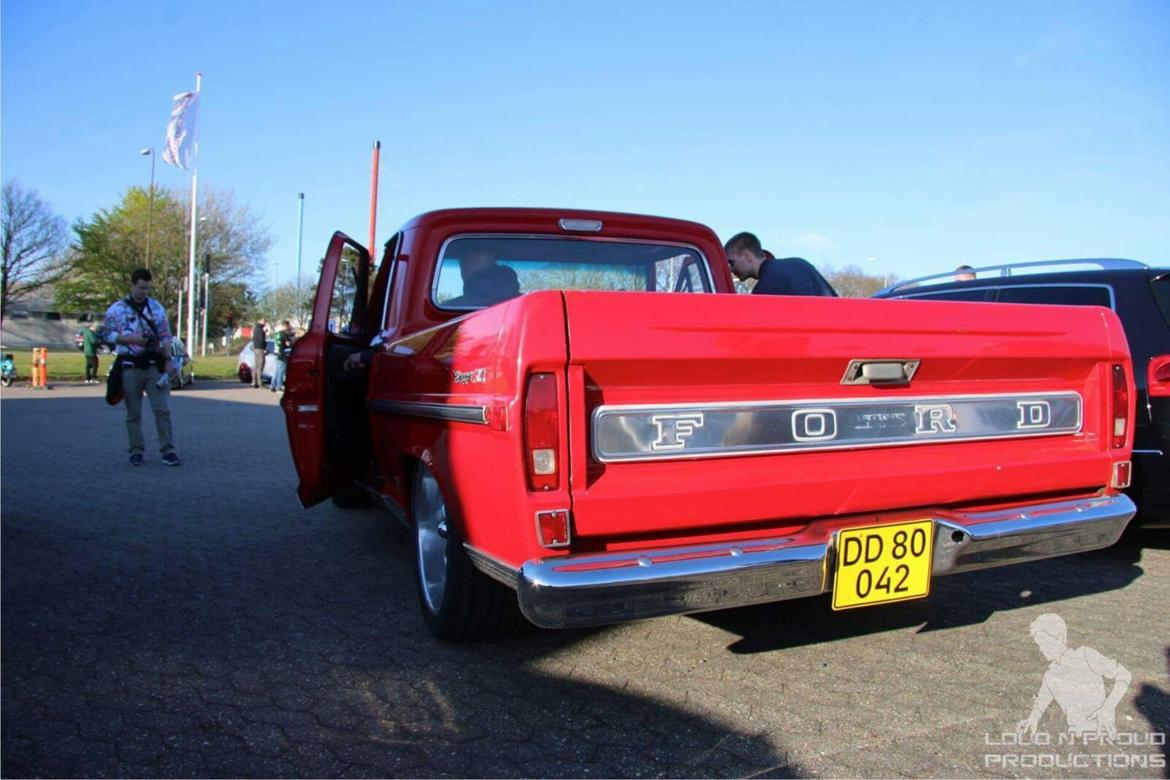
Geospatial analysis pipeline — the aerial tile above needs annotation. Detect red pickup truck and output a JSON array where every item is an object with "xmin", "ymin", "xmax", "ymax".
[{"xmin": 283, "ymin": 208, "xmax": 1136, "ymax": 641}]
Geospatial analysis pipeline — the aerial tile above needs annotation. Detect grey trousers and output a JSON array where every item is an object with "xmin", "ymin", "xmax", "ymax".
[
  {"xmin": 123, "ymin": 364, "xmax": 175, "ymax": 454},
  {"xmin": 252, "ymin": 348, "xmax": 265, "ymax": 386}
]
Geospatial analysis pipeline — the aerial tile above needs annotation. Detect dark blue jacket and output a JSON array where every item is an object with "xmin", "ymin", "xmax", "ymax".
[{"xmin": 753, "ymin": 257, "xmax": 837, "ymax": 297}]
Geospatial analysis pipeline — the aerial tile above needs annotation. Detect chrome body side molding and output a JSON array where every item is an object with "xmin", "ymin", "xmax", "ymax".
[
  {"xmin": 515, "ymin": 494, "xmax": 1135, "ymax": 629},
  {"xmin": 368, "ymin": 399, "xmax": 488, "ymax": 425}
]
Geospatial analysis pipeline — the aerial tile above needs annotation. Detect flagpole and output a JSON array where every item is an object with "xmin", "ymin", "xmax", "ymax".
[{"xmin": 186, "ymin": 72, "xmax": 202, "ymax": 353}]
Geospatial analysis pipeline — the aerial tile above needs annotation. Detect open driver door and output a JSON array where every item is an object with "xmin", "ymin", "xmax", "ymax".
[{"xmin": 282, "ymin": 232, "xmax": 371, "ymax": 507}]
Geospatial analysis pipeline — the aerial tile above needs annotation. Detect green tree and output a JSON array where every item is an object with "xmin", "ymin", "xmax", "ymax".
[
  {"xmin": 1, "ymin": 180, "xmax": 68, "ymax": 321},
  {"xmin": 208, "ymin": 281, "xmax": 250, "ymax": 340},
  {"xmin": 56, "ymin": 186, "xmax": 272, "ymax": 332}
]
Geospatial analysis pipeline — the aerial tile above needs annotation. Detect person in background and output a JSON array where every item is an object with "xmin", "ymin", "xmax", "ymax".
[
  {"xmin": 251, "ymin": 318, "xmax": 268, "ymax": 388},
  {"xmin": 103, "ymin": 268, "xmax": 179, "ymax": 466},
  {"xmin": 445, "ymin": 264, "xmax": 521, "ymax": 307},
  {"xmin": 82, "ymin": 321, "xmax": 101, "ymax": 384},
  {"xmin": 271, "ymin": 320, "xmax": 296, "ymax": 393},
  {"xmin": 955, "ymin": 265, "xmax": 977, "ymax": 281},
  {"xmin": 724, "ymin": 232, "xmax": 837, "ymax": 297}
]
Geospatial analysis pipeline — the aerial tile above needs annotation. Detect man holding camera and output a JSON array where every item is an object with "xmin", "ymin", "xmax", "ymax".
[{"xmin": 103, "ymin": 268, "xmax": 180, "ymax": 467}]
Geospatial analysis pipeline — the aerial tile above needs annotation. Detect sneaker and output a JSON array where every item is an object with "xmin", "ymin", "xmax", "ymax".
[
  {"xmin": 162, "ymin": 452, "xmax": 181, "ymax": 467},
  {"xmin": 129, "ymin": 453, "xmax": 144, "ymax": 467}
]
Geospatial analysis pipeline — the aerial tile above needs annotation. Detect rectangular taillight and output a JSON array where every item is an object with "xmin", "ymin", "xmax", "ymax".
[
  {"xmin": 1149, "ymin": 355, "xmax": 1170, "ymax": 398},
  {"xmin": 1111, "ymin": 363, "xmax": 1129, "ymax": 449},
  {"xmin": 524, "ymin": 373, "xmax": 559, "ymax": 491}
]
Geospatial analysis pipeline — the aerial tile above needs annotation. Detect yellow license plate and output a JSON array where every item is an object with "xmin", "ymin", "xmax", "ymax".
[{"xmin": 832, "ymin": 520, "xmax": 934, "ymax": 610}]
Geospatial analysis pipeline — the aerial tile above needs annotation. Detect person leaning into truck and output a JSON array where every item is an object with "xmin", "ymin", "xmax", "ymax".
[{"xmin": 724, "ymin": 232, "xmax": 837, "ymax": 297}]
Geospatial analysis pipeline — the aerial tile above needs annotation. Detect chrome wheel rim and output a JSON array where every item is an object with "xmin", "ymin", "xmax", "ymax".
[{"xmin": 414, "ymin": 468, "xmax": 449, "ymax": 612}]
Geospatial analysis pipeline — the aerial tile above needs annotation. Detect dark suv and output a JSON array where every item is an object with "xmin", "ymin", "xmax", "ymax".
[{"xmin": 875, "ymin": 259, "xmax": 1170, "ymax": 527}]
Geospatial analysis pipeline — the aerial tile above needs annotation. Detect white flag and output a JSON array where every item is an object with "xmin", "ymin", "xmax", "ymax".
[{"xmin": 162, "ymin": 91, "xmax": 199, "ymax": 170}]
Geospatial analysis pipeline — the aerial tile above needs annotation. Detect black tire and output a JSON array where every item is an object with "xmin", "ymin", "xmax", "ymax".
[
  {"xmin": 411, "ymin": 464, "xmax": 522, "ymax": 642},
  {"xmin": 1, "ymin": 376, "xmax": 12, "ymax": 387}
]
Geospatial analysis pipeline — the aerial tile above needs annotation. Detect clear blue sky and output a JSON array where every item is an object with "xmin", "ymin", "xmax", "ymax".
[{"xmin": 3, "ymin": 0, "xmax": 1168, "ymax": 287}]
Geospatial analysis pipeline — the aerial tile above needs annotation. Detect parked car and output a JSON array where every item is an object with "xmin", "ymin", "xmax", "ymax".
[
  {"xmin": 237, "ymin": 339, "xmax": 276, "ymax": 385},
  {"xmin": 283, "ymin": 210, "xmax": 1136, "ymax": 641},
  {"xmin": 875, "ymin": 258, "xmax": 1169, "ymax": 527}
]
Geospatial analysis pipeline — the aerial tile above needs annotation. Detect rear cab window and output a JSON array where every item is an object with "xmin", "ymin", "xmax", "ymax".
[{"xmin": 432, "ymin": 235, "xmax": 713, "ymax": 311}]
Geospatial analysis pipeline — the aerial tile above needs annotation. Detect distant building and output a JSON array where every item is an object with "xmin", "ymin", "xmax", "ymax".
[{"xmin": 0, "ymin": 294, "xmax": 102, "ymax": 349}]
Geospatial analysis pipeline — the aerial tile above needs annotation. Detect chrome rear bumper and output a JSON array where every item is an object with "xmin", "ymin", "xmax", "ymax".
[{"xmin": 511, "ymin": 494, "xmax": 1135, "ymax": 629}]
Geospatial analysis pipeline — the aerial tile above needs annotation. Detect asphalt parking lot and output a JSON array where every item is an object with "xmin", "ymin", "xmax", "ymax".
[{"xmin": 2, "ymin": 381, "xmax": 1168, "ymax": 778}]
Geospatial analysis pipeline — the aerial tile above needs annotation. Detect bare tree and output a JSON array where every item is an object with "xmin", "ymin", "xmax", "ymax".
[
  {"xmin": 1, "ymin": 180, "xmax": 67, "ymax": 320},
  {"xmin": 823, "ymin": 264, "xmax": 900, "ymax": 298},
  {"xmin": 254, "ymin": 281, "xmax": 314, "ymax": 329}
]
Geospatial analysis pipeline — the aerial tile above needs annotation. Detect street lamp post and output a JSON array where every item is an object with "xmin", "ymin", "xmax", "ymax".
[
  {"xmin": 296, "ymin": 192, "xmax": 305, "ymax": 289},
  {"xmin": 139, "ymin": 148, "xmax": 156, "ymax": 268}
]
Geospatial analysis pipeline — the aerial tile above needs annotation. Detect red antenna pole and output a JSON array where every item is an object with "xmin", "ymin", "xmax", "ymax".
[{"xmin": 368, "ymin": 140, "xmax": 381, "ymax": 257}]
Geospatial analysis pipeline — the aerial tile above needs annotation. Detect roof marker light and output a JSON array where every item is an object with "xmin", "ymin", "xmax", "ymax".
[{"xmin": 559, "ymin": 218, "xmax": 603, "ymax": 232}]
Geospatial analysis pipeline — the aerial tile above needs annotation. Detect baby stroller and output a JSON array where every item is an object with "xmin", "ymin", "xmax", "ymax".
[
  {"xmin": 1, "ymin": 351, "xmax": 16, "ymax": 387},
  {"xmin": 169, "ymin": 338, "xmax": 194, "ymax": 389}
]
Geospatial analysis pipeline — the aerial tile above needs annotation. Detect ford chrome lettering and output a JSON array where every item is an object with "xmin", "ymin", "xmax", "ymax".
[
  {"xmin": 1016, "ymin": 400, "xmax": 1052, "ymax": 430},
  {"xmin": 650, "ymin": 413, "xmax": 705, "ymax": 451},
  {"xmin": 592, "ymin": 392, "xmax": 1082, "ymax": 463},
  {"xmin": 914, "ymin": 404, "xmax": 958, "ymax": 434}
]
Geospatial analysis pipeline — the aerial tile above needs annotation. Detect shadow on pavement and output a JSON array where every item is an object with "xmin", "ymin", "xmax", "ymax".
[
  {"xmin": 1133, "ymin": 648, "xmax": 1170, "ymax": 777},
  {"xmin": 694, "ymin": 521, "xmax": 1147, "ymax": 656},
  {"xmin": 1, "ymin": 392, "xmax": 800, "ymax": 778}
]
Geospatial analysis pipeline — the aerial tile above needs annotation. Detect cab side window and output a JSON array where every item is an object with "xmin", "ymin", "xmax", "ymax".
[
  {"xmin": 994, "ymin": 285, "xmax": 1113, "ymax": 308},
  {"xmin": 328, "ymin": 245, "xmax": 367, "ymax": 334},
  {"xmin": 901, "ymin": 289, "xmax": 993, "ymax": 302}
]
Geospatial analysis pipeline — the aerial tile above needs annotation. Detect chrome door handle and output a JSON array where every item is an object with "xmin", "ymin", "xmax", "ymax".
[{"xmin": 841, "ymin": 359, "xmax": 920, "ymax": 385}]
